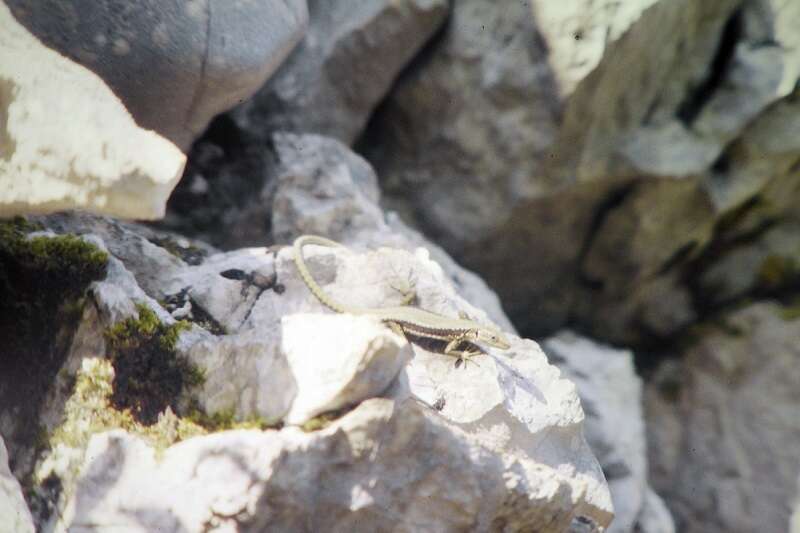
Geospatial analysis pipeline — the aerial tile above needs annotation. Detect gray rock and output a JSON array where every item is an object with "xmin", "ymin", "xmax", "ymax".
[
  {"xmin": 6, "ymin": 0, "xmax": 308, "ymax": 149},
  {"xmin": 645, "ymin": 302, "xmax": 800, "ymax": 533},
  {"xmin": 13, "ymin": 210, "xmax": 611, "ymax": 531},
  {"xmin": 0, "ymin": 2, "xmax": 185, "ymax": 219},
  {"xmin": 792, "ymin": 479, "xmax": 800, "ymax": 533},
  {"xmin": 62, "ymin": 395, "xmax": 609, "ymax": 532},
  {"xmin": 0, "ymin": 437, "xmax": 34, "ymax": 533},
  {"xmin": 363, "ymin": 0, "xmax": 560, "ymax": 250},
  {"xmin": 543, "ymin": 331, "xmax": 674, "ymax": 533},
  {"xmin": 360, "ymin": 0, "xmax": 800, "ymax": 346},
  {"xmin": 233, "ymin": 0, "xmax": 448, "ymax": 144}
]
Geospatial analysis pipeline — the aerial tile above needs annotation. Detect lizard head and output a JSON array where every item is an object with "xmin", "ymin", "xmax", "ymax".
[{"xmin": 474, "ymin": 327, "xmax": 511, "ymax": 350}]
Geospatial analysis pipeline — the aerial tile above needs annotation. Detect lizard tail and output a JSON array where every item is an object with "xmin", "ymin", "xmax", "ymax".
[{"xmin": 292, "ymin": 235, "xmax": 351, "ymax": 314}]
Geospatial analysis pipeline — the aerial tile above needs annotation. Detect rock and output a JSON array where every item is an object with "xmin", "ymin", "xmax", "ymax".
[
  {"xmin": 645, "ymin": 302, "xmax": 800, "ymax": 533},
  {"xmin": 267, "ymin": 133, "xmax": 516, "ymax": 332},
  {"xmin": 62, "ymin": 395, "xmax": 609, "ymax": 532},
  {"xmin": 5, "ymin": 0, "xmax": 309, "ymax": 149},
  {"xmin": 0, "ymin": 2, "xmax": 185, "ymax": 219},
  {"xmin": 359, "ymin": 0, "xmax": 800, "ymax": 347},
  {"xmin": 233, "ymin": 0, "xmax": 449, "ymax": 144},
  {"xmin": 0, "ymin": 436, "xmax": 34, "ymax": 533},
  {"xmin": 8, "ymin": 211, "xmax": 611, "ymax": 531},
  {"xmin": 543, "ymin": 331, "xmax": 674, "ymax": 533},
  {"xmin": 363, "ymin": 0, "xmax": 560, "ymax": 250},
  {"xmin": 281, "ymin": 314, "xmax": 411, "ymax": 424},
  {"xmin": 792, "ymin": 480, "xmax": 800, "ymax": 533}
]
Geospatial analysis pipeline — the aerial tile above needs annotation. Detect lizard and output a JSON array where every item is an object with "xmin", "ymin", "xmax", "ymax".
[{"xmin": 292, "ymin": 235, "xmax": 511, "ymax": 365}]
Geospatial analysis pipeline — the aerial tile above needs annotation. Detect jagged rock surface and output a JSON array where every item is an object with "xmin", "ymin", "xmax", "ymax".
[
  {"xmin": 645, "ymin": 302, "xmax": 800, "ymax": 533},
  {"xmin": 0, "ymin": 200, "xmax": 611, "ymax": 531},
  {"xmin": 233, "ymin": 0, "xmax": 449, "ymax": 144},
  {"xmin": 0, "ymin": 2, "xmax": 185, "ymax": 220},
  {"xmin": 5, "ymin": 0, "xmax": 309, "ymax": 149},
  {"xmin": 0, "ymin": 436, "xmax": 34, "ymax": 533},
  {"xmin": 362, "ymin": 0, "xmax": 800, "ymax": 346},
  {"xmin": 543, "ymin": 332, "xmax": 674, "ymax": 533}
]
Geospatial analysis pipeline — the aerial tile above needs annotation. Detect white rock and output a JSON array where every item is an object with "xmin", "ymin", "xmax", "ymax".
[
  {"xmin": 543, "ymin": 331, "xmax": 674, "ymax": 533},
  {"xmin": 62, "ymin": 396, "xmax": 613, "ymax": 532},
  {"xmin": 282, "ymin": 313, "xmax": 411, "ymax": 424},
  {"xmin": 0, "ymin": 436, "xmax": 34, "ymax": 533},
  {"xmin": 531, "ymin": 0, "xmax": 660, "ymax": 97},
  {"xmin": 0, "ymin": 3, "xmax": 185, "ymax": 219}
]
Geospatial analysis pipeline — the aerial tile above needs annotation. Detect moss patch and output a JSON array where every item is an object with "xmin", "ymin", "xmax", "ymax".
[
  {"xmin": 186, "ymin": 405, "xmax": 280, "ymax": 432},
  {"xmin": 300, "ymin": 407, "xmax": 351, "ymax": 432},
  {"xmin": 0, "ymin": 217, "xmax": 108, "ymax": 469},
  {"xmin": 105, "ymin": 305, "xmax": 203, "ymax": 425},
  {"xmin": 48, "ymin": 358, "xmax": 208, "ymax": 456},
  {"xmin": 147, "ymin": 236, "xmax": 207, "ymax": 266},
  {"xmin": 757, "ymin": 254, "xmax": 798, "ymax": 288}
]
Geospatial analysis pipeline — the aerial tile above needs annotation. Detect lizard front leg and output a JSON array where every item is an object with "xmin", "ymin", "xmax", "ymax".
[{"xmin": 444, "ymin": 336, "xmax": 483, "ymax": 369}]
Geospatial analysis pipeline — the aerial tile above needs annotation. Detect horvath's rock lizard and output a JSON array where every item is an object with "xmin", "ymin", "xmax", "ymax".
[{"xmin": 293, "ymin": 235, "xmax": 511, "ymax": 365}]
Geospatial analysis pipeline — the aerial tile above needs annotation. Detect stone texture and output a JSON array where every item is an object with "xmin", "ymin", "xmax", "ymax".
[
  {"xmin": 282, "ymin": 314, "xmax": 411, "ymax": 424},
  {"xmin": 0, "ymin": 2, "xmax": 185, "ymax": 219},
  {"xmin": 0, "ymin": 436, "xmax": 34, "ymax": 533},
  {"xmin": 793, "ymin": 479, "xmax": 800, "ymax": 533},
  {"xmin": 5, "ymin": 207, "xmax": 610, "ymax": 531},
  {"xmin": 363, "ymin": 0, "xmax": 560, "ymax": 251},
  {"xmin": 360, "ymin": 0, "xmax": 800, "ymax": 346},
  {"xmin": 543, "ymin": 331, "xmax": 674, "ymax": 533},
  {"xmin": 61, "ymin": 394, "xmax": 608, "ymax": 532},
  {"xmin": 233, "ymin": 0, "xmax": 449, "ymax": 144},
  {"xmin": 6, "ymin": 0, "xmax": 309, "ymax": 149},
  {"xmin": 645, "ymin": 302, "xmax": 800, "ymax": 533}
]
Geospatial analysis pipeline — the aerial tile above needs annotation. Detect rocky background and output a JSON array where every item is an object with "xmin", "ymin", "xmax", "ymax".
[{"xmin": 2, "ymin": 0, "xmax": 800, "ymax": 532}]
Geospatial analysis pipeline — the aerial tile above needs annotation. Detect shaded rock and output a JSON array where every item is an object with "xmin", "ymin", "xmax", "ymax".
[
  {"xmin": 361, "ymin": 0, "xmax": 800, "ymax": 346},
  {"xmin": 363, "ymin": 0, "xmax": 560, "ymax": 250},
  {"xmin": 793, "ymin": 479, "xmax": 800, "ymax": 533},
  {"xmin": 645, "ymin": 302, "xmax": 800, "ymax": 533},
  {"xmin": 0, "ymin": 3, "xmax": 185, "ymax": 219},
  {"xmin": 6, "ymin": 0, "xmax": 309, "ymax": 149},
  {"xmin": 234, "ymin": 0, "xmax": 449, "ymax": 144},
  {"xmin": 543, "ymin": 331, "xmax": 674, "ymax": 533},
  {"xmin": 0, "ymin": 436, "xmax": 34, "ymax": 533}
]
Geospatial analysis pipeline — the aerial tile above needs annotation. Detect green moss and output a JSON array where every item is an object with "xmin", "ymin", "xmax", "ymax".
[
  {"xmin": 0, "ymin": 216, "xmax": 108, "ymax": 463},
  {"xmin": 47, "ymin": 358, "xmax": 208, "ymax": 457},
  {"xmin": 185, "ymin": 405, "xmax": 280, "ymax": 432},
  {"xmin": 147, "ymin": 236, "xmax": 207, "ymax": 266},
  {"xmin": 104, "ymin": 305, "xmax": 203, "ymax": 425},
  {"xmin": 757, "ymin": 254, "xmax": 799, "ymax": 289},
  {"xmin": 300, "ymin": 407, "xmax": 351, "ymax": 432},
  {"xmin": 779, "ymin": 298, "xmax": 800, "ymax": 321}
]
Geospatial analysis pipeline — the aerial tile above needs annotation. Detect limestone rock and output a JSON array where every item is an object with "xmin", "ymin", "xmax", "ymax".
[
  {"xmin": 0, "ymin": 2, "xmax": 185, "ymax": 219},
  {"xmin": 5, "ymin": 0, "xmax": 309, "ymax": 149},
  {"xmin": 282, "ymin": 314, "xmax": 411, "ymax": 424},
  {"xmin": 645, "ymin": 302, "xmax": 800, "ymax": 533},
  {"xmin": 361, "ymin": 0, "xmax": 800, "ymax": 346},
  {"xmin": 0, "ymin": 437, "xmax": 34, "ymax": 533},
  {"xmin": 62, "ymin": 395, "xmax": 609, "ymax": 532},
  {"xmin": 234, "ymin": 0, "xmax": 448, "ymax": 144},
  {"xmin": 363, "ymin": 0, "xmax": 560, "ymax": 250},
  {"xmin": 543, "ymin": 331, "xmax": 674, "ymax": 533}
]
